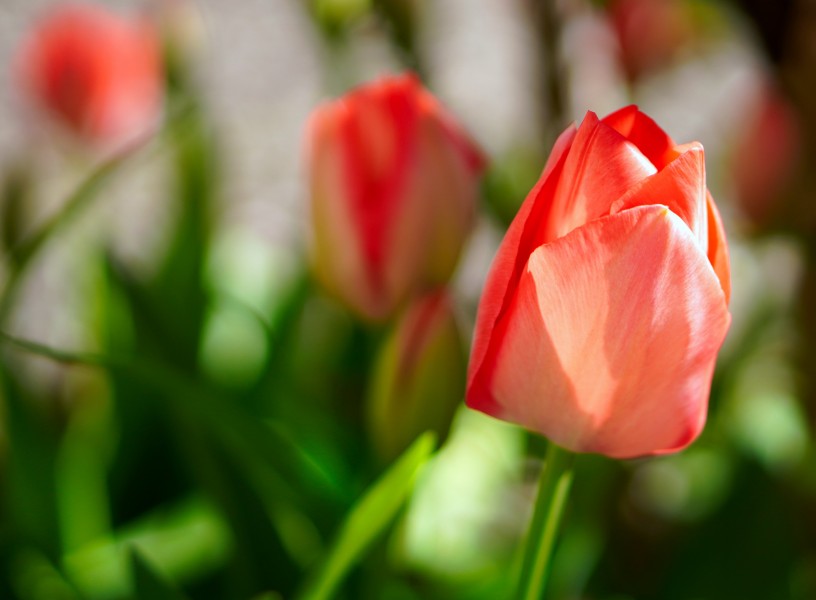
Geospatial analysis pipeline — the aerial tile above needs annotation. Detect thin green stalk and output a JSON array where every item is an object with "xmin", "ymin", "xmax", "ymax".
[
  {"xmin": 0, "ymin": 146, "xmax": 136, "ymax": 325},
  {"xmin": 516, "ymin": 442, "xmax": 575, "ymax": 600},
  {"xmin": 0, "ymin": 105, "xmax": 194, "ymax": 326}
]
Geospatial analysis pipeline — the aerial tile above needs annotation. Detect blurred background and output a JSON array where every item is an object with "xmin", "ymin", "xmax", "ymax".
[{"xmin": 0, "ymin": 0, "xmax": 815, "ymax": 599}]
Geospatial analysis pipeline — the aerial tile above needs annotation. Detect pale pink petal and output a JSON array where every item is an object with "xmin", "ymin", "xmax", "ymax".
[
  {"xmin": 546, "ymin": 112, "xmax": 657, "ymax": 240},
  {"xmin": 479, "ymin": 204, "xmax": 730, "ymax": 458},
  {"xmin": 612, "ymin": 142, "xmax": 708, "ymax": 250}
]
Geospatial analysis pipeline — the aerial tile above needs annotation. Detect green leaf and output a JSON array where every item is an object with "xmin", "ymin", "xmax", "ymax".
[
  {"xmin": 298, "ymin": 432, "xmax": 437, "ymax": 600},
  {"xmin": 130, "ymin": 548, "xmax": 189, "ymax": 600}
]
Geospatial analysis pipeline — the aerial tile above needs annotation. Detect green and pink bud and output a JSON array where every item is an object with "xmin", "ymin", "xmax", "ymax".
[{"xmin": 368, "ymin": 290, "xmax": 466, "ymax": 461}]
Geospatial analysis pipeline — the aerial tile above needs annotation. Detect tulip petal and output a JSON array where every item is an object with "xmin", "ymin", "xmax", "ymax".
[
  {"xmin": 707, "ymin": 191, "xmax": 732, "ymax": 303},
  {"xmin": 416, "ymin": 84, "xmax": 487, "ymax": 176},
  {"xmin": 612, "ymin": 142, "xmax": 708, "ymax": 250},
  {"xmin": 474, "ymin": 204, "xmax": 730, "ymax": 458},
  {"xmin": 603, "ymin": 105, "xmax": 677, "ymax": 170},
  {"xmin": 546, "ymin": 112, "xmax": 657, "ymax": 240},
  {"xmin": 340, "ymin": 77, "xmax": 419, "ymax": 296},
  {"xmin": 309, "ymin": 104, "xmax": 383, "ymax": 317},
  {"xmin": 467, "ymin": 124, "xmax": 577, "ymax": 406}
]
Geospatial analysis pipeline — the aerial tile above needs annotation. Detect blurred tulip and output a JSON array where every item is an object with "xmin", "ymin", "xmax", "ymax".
[
  {"xmin": 16, "ymin": 3, "xmax": 163, "ymax": 149},
  {"xmin": 306, "ymin": 73, "xmax": 486, "ymax": 321},
  {"xmin": 731, "ymin": 81, "xmax": 800, "ymax": 226},
  {"xmin": 368, "ymin": 290, "xmax": 466, "ymax": 461},
  {"xmin": 608, "ymin": 0, "xmax": 693, "ymax": 82},
  {"xmin": 466, "ymin": 106, "xmax": 731, "ymax": 459}
]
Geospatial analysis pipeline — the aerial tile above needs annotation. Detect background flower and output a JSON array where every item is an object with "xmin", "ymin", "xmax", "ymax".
[
  {"xmin": 307, "ymin": 73, "xmax": 485, "ymax": 321},
  {"xmin": 15, "ymin": 3, "xmax": 163, "ymax": 149}
]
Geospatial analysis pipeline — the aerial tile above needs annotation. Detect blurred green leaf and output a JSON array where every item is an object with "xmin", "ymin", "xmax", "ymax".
[
  {"xmin": 480, "ymin": 148, "xmax": 544, "ymax": 227},
  {"xmin": 298, "ymin": 432, "xmax": 437, "ymax": 600},
  {"xmin": 9, "ymin": 549, "xmax": 80, "ymax": 600},
  {"xmin": 130, "ymin": 548, "xmax": 189, "ymax": 600},
  {"xmin": 0, "ymin": 144, "xmax": 134, "ymax": 324},
  {"xmin": 64, "ymin": 496, "xmax": 230, "ymax": 600},
  {"xmin": 0, "ymin": 161, "xmax": 32, "ymax": 257},
  {"xmin": 1, "ymin": 368, "xmax": 61, "ymax": 559}
]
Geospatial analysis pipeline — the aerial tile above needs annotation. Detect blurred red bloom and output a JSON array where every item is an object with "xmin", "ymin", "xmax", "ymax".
[
  {"xmin": 16, "ymin": 3, "xmax": 163, "ymax": 149},
  {"xmin": 609, "ymin": 0, "xmax": 693, "ymax": 82},
  {"xmin": 466, "ymin": 106, "xmax": 731, "ymax": 459},
  {"xmin": 731, "ymin": 81, "xmax": 801, "ymax": 225},
  {"xmin": 306, "ymin": 73, "xmax": 486, "ymax": 321}
]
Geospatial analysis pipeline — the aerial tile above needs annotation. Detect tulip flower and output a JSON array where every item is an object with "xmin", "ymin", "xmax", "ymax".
[
  {"xmin": 466, "ymin": 106, "xmax": 731, "ymax": 459},
  {"xmin": 731, "ymin": 82, "xmax": 800, "ymax": 226},
  {"xmin": 16, "ymin": 3, "xmax": 163, "ymax": 149},
  {"xmin": 368, "ymin": 290, "xmax": 465, "ymax": 461},
  {"xmin": 609, "ymin": 0, "xmax": 694, "ymax": 82},
  {"xmin": 306, "ymin": 74, "xmax": 486, "ymax": 321}
]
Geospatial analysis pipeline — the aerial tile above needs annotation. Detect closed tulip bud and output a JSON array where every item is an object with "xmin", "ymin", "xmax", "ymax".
[
  {"xmin": 368, "ymin": 290, "xmax": 466, "ymax": 461},
  {"xmin": 16, "ymin": 3, "xmax": 163, "ymax": 150},
  {"xmin": 306, "ymin": 73, "xmax": 486, "ymax": 321},
  {"xmin": 467, "ymin": 106, "xmax": 731, "ymax": 459}
]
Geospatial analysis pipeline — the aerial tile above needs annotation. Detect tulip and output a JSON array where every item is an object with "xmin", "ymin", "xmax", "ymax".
[
  {"xmin": 608, "ymin": 0, "xmax": 694, "ymax": 82},
  {"xmin": 466, "ymin": 106, "xmax": 731, "ymax": 459},
  {"xmin": 306, "ymin": 73, "xmax": 486, "ymax": 321},
  {"xmin": 368, "ymin": 290, "xmax": 465, "ymax": 461},
  {"xmin": 16, "ymin": 3, "xmax": 163, "ymax": 149},
  {"xmin": 731, "ymin": 81, "xmax": 800, "ymax": 226}
]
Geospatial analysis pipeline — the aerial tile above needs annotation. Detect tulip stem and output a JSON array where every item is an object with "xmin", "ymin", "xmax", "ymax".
[{"xmin": 516, "ymin": 441, "xmax": 575, "ymax": 600}]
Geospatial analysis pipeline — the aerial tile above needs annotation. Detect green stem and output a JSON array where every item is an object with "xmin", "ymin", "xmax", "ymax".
[
  {"xmin": 516, "ymin": 442, "xmax": 575, "ymax": 600},
  {"xmin": 0, "ymin": 145, "xmax": 138, "ymax": 326},
  {"xmin": 0, "ymin": 104, "xmax": 194, "ymax": 327}
]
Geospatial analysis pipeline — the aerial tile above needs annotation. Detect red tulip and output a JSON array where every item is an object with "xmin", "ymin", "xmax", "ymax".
[
  {"xmin": 731, "ymin": 82, "xmax": 800, "ymax": 226},
  {"xmin": 609, "ymin": 0, "xmax": 693, "ymax": 82},
  {"xmin": 306, "ymin": 74, "xmax": 486, "ymax": 321},
  {"xmin": 466, "ymin": 106, "xmax": 731, "ymax": 459},
  {"xmin": 16, "ymin": 3, "xmax": 163, "ymax": 149}
]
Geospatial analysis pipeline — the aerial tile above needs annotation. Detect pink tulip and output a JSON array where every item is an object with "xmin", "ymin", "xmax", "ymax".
[
  {"xmin": 466, "ymin": 106, "xmax": 731, "ymax": 459},
  {"xmin": 306, "ymin": 74, "xmax": 486, "ymax": 321},
  {"xmin": 16, "ymin": 3, "xmax": 163, "ymax": 149}
]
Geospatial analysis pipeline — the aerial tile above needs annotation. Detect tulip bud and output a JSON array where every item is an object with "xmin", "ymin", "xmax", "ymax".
[
  {"xmin": 467, "ymin": 106, "xmax": 731, "ymax": 459},
  {"xmin": 306, "ymin": 73, "xmax": 486, "ymax": 321},
  {"xmin": 15, "ymin": 3, "xmax": 163, "ymax": 150},
  {"xmin": 368, "ymin": 290, "xmax": 466, "ymax": 461}
]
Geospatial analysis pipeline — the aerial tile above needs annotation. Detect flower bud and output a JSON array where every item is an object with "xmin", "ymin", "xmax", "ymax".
[
  {"xmin": 15, "ymin": 3, "xmax": 163, "ymax": 150},
  {"xmin": 306, "ymin": 73, "xmax": 486, "ymax": 321},
  {"xmin": 368, "ymin": 290, "xmax": 466, "ymax": 461}
]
